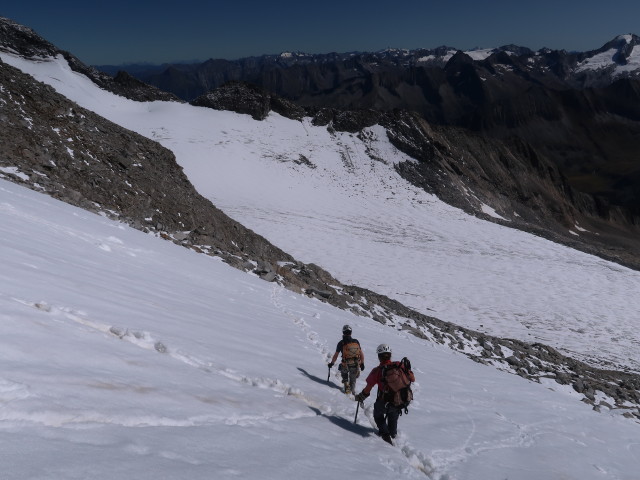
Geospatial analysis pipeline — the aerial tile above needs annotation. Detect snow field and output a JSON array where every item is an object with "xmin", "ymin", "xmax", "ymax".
[{"xmin": 1, "ymin": 180, "xmax": 640, "ymax": 479}]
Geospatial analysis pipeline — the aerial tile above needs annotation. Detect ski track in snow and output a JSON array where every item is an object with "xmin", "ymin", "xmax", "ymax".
[{"xmin": 269, "ymin": 285, "xmax": 437, "ymax": 478}]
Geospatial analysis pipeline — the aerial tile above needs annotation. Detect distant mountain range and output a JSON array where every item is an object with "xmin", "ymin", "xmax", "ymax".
[{"xmin": 96, "ymin": 34, "xmax": 640, "ymax": 98}]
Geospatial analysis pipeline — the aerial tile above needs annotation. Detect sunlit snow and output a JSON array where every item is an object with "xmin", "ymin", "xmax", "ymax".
[
  {"xmin": 575, "ymin": 36, "xmax": 640, "ymax": 77},
  {"xmin": 2, "ymin": 179, "xmax": 639, "ymax": 480},
  {"xmin": 463, "ymin": 48, "xmax": 494, "ymax": 61}
]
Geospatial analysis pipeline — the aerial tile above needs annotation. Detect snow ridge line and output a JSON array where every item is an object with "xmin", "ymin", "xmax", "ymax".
[{"xmin": 269, "ymin": 286, "xmax": 438, "ymax": 479}]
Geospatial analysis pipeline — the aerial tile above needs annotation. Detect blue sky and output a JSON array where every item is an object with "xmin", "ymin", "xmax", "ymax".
[{"xmin": 2, "ymin": 1, "xmax": 640, "ymax": 65}]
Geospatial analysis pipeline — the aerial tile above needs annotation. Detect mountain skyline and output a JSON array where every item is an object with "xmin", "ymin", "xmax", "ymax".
[{"xmin": 3, "ymin": 1, "xmax": 640, "ymax": 65}]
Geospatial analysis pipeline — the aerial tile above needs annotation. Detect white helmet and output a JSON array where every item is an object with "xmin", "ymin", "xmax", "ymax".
[
  {"xmin": 342, "ymin": 324, "xmax": 352, "ymax": 334},
  {"xmin": 376, "ymin": 344, "xmax": 392, "ymax": 355}
]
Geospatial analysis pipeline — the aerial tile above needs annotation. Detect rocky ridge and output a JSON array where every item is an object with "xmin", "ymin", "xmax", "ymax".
[{"xmin": 0, "ymin": 16, "xmax": 180, "ymax": 102}]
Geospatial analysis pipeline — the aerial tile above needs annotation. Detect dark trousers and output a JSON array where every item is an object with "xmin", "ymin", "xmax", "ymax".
[{"xmin": 373, "ymin": 394, "xmax": 401, "ymax": 437}]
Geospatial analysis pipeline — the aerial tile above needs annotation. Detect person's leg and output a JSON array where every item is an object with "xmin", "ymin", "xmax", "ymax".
[
  {"xmin": 386, "ymin": 405, "xmax": 401, "ymax": 438},
  {"xmin": 348, "ymin": 364, "xmax": 358, "ymax": 393},
  {"xmin": 373, "ymin": 396, "xmax": 389, "ymax": 435},
  {"xmin": 339, "ymin": 364, "xmax": 350, "ymax": 393}
]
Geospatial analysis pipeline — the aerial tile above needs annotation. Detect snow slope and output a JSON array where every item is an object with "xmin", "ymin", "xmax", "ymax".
[
  {"xmin": 575, "ymin": 35, "xmax": 640, "ymax": 77},
  {"xmin": 2, "ymin": 179, "xmax": 640, "ymax": 480},
  {"xmin": 3, "ymin": 52, "xmax": 640, "ymax": 376}
]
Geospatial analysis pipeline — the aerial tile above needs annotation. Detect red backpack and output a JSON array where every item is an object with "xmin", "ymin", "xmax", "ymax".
[{"xmin": 381, "ymin": 358, "xmax": 413, "ymax": 413}]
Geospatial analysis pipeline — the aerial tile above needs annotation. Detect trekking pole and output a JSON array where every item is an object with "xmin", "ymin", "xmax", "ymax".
[
  {"xmin": 327, "ymin": 365, "xmax": 331, "ymax": 383},
  {"xmin": 354, "ymin": 401, "xmax": 363, "ymax": 424}
]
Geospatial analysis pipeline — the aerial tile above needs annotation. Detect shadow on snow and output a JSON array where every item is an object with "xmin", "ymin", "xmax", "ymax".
[
  {"xmin": 308, "ymin": 406, "xmax": 375, "ymax": 438},
  {"xmin": 297, "ymin": 368, "xmax": 374, "ymax": 438},
  {"xmin": 297, "ymin": 367, "xmax": 343, "ymax": 392}
]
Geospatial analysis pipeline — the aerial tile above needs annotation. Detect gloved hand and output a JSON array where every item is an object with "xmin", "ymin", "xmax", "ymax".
[
  {"xmin": 402, "ymin": 357, "xmax": 411, "ymax": 371},
  {"xmin": 355, "ymin": 392, "xmax": 369, "ymax": 402},
  {"xmin": 360, "ymin": 363, "xmax": 365, "ymax": 370},
  {"xmin": 328, "ymin": 362, "xmax": 334, "ymax": 368}
]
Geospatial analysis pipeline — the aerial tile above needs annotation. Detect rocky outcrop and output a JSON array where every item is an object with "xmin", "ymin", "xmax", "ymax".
[
  {"xmin": 191, "ymin": 81, "xmax": 304, "ymax": 120},
  {"xmin": 191, "ymin": 81, "xmax": 270, "ymax": 120}
]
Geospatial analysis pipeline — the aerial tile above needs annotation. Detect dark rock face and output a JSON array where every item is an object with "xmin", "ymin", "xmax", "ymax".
[
  {"xmin": 386, "ymin": 115, "xmax": 640, "ymax": 271},
  {"xmin": 109, "ymin": 70, "xmax": 182, "ymax": 102},
  {"xmin": 191, "ymin": 81, "xmax": 270, "ymax": 120},
  {"xmin": 191, "ymin": 81, "xmax": 305, "ymax": 120},
  {"xmin": 0, "ymin": 16, "xmax": 58, "ymax": 58}
]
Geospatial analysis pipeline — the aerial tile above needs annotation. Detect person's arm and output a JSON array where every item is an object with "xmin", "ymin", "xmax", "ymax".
[
  {"xmin": 328, "ymin": 341, "xmax": 342, "ymax": 367},
  {"xmin": 362, "ymin": 380, "xmax": 374, "ymax": 396},
  {"xmin": 356, "ymin": 367, "xmax": 379, "ymax": 399},
  {"xmin": 329, "ymin": 351, "xmax": 339, "ymax": 366},
  {"xmin": 403, "ymin": 358, "xmax": 415, "ymax": 382}
]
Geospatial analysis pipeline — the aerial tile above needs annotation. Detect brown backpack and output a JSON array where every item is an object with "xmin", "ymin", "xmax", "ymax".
[
  {"xmin": 342, "ymin": 340, "xmax": 362, "ymax": 365},
  {"xmin": 382, "ymin": 358, "xmax": 413, "ymax": 412}
]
